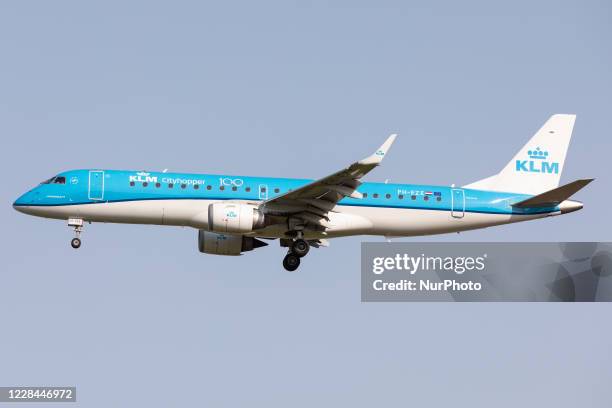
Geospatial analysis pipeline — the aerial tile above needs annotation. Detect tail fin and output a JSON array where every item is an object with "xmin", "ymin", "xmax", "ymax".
[{"xmin": 464, "ymin": 114, "xmax": 576, "ymax": 195}]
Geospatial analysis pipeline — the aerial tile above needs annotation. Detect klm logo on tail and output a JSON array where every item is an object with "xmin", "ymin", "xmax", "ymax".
[{"xmin": 516, "ymin": 147, "xmax": 559, "ymax": 174}]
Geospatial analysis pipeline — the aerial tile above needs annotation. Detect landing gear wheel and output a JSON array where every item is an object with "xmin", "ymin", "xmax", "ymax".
[
  {"xmin": 291, "ymin": 239, "xmax": 310, "ymax": 257},
  {"xmin": 283, "ymin": 253, "xmax": 301, "ymax": 272},
  {"xmin": 71, "ymin": 237, "xmax": 81, "ymax": 249}
]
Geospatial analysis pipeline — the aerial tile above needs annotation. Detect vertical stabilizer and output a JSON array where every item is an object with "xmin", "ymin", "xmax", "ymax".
[{"xmin": 464, "ymin": 114, "xmax": 576, "ymax": 195}]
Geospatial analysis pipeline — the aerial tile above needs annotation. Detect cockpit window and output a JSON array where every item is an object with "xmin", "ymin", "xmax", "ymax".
[{"xmin": 40, "ymin": 176, "xmax": 66, "ymax": 184}]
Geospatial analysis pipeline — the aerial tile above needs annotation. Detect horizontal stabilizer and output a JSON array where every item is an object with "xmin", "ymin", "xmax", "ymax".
[{"xmin": 512, "ymin": 179, "xmax": 594, "ymax": 208}]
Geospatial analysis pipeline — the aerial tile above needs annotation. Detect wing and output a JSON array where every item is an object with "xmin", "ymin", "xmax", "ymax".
[{"xmin": 260, "ymin": 134, "xmax": 397, "ymax": 229}]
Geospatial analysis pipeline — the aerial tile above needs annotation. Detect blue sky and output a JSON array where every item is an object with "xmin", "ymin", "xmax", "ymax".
[{"xmin": 1, "ymin": 1, "xmax": 611, "ymax": 406}]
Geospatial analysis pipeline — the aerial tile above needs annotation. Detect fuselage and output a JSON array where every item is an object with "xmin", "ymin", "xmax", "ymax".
[{"xmin": 12, "ymin": 169, "xmax": 583, "ymax": 239}]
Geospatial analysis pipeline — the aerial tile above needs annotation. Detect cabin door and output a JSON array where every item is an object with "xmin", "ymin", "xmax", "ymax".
[
  {"xmin": 451, "ymin": 188, "xmax": 465, "ymax": 218},
  {"xmin": 88, "ymin": 170, "xmax": 105, "ymax": 201}
]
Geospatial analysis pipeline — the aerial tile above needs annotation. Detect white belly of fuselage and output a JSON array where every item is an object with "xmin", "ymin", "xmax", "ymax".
[{"xmin": 17, "ymin": 199, "xmax": 555, "ymax": 239}]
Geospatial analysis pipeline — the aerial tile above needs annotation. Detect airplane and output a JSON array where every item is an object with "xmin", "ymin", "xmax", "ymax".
[{"xmin": 13, "ymin": 114, "xmax": 593, "ymax": 271}]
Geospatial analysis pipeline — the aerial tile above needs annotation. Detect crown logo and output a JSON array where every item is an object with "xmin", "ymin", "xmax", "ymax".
[
  {"xmin": 136, "ymin": 171, "xmax": 150, "ymax": 176},
  {"xmin": 527, "ymin": 147, "xmax": 548, "ymax": 160}
]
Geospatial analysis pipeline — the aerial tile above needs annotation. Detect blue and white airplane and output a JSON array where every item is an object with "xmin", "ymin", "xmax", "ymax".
[{"xmin": 13, "ymin": 114, "xmax": 592, "ymax": 270}]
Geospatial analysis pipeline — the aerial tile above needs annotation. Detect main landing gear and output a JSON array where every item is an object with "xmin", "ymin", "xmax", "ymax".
[
  {"xmin": 291, "ymin": 239, "xmax": 310, "ymax": 257},
  {"xmin": 282, "ymin": 236, "xmax": 310, "ymax": 272},
  {"xmin": 283, "ymin": 252, "xmax": 301, "ymax": 272},
  {"xmin": 68, "ymin": 218, "xmax": 83, "ymax": 249}
]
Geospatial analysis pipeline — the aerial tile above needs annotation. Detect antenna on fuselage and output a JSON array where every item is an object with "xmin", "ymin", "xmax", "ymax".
[{"xmin": 163, "ymin": 169, "xmax": 168, "ymax": 173}]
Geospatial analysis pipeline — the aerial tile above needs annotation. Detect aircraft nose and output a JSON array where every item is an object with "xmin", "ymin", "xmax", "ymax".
[{"xmin": 13, "ymin": 191, "xmax": 33, "ymax": 211}]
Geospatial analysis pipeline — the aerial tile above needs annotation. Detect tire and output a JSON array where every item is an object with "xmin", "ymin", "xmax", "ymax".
[
  {"xmin": 283, "ymin": 253, "xmax": 301, "ymax": 272},
  {"xmin": 71, "ymin": 238, "xmax": 81, "ymax": 249},
  {"xmin": 291, "ymin": 239, "xmax": 310, "ymax": 257}
]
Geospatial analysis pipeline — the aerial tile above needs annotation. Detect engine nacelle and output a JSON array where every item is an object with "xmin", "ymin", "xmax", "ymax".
[
  {"xmin": 198, "ymin": 231, "xmax": 268, "ymax": 256},
  {"xmin": 208, "ymin": 202, "xmax": 266, "ymax": 233}
]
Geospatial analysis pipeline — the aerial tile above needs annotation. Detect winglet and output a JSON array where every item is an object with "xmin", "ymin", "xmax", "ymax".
[{"xmin": 359, "ymin": 134, "xmax": 397, "ymax": 166}]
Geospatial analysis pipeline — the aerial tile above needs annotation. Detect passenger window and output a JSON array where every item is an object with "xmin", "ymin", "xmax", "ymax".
[
  {"xmin": 411, "ymin": 195, "xmax": 416, "ymax": 200},
  {"xmin": 130, "ymin": 181, "xmax": 135, "ymax": 187},
  {"xmin": 220, "ymin": 186, "xmax": 225, "ymax": 191},
  {"xmin": 232, "ymin": 186, "xmax": 237, "ymax": 191},
  {"xmin": 194, "ymin": 184, "xmax": 199, "ymax": 190},
  {"xmin": 155, "ymin": 183, "xmax": 161, "ymax": 188},
  {"xmin": 399, "ymin": 194, "xmax": 404, "ymax": 199},
  {"xmin": 260, "ymin": 187, "xmax": 266, "ymax": 192},
  {"xmin": 373, "ymin": 193, "xmax": 379, "ymax": 198},
  {"xmin": 181, "ymin": 184, "xmax": 186, "ymax": 189},
  {"xmin": 206, "ymin": 185, "xmax": 211, "ymax": 190},
  {"xmin": 424, "ymin": 196, "xmax": 429, "ymax": 201},
  {"xmin": 436, "ymin": 196, "xmax": 441, "ymax": 202},
  {"xmin": 274, "ymin": 188, "xmax": 280, "ymax": 193},
  {"xmin": 385, "ymin": 193, "xmax": 391, "ymax": 199},
  {"xmin": 143, "ymin": 182, "xmax": 148, "ymax": 187},
  {"xmin": 363, "ymin": 193, "xmax": 368, "ymax": 198},
  {"xmin": 246, "ymin": 187, "xmax": 251, "ymax": 192},
  {"xmin": 168, "ymin": 183, "xmax": 174, "ymax": 188}
]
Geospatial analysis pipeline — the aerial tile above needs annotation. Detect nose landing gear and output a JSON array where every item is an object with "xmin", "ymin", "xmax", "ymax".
[
  {"xmin": 68, "ymin": 218, "xmax": 83, "ymax": 249},
  {"xmin": 71, "ymin": 237, "xmax": 81, "ymax": 249}
]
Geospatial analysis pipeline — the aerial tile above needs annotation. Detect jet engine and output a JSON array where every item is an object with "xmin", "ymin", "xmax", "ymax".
[
  {"xmin": 208, "ymin": 202, "xmax": 266, "ymax": 233},
  {"xmin": 198, "ymin": 230, "xmax": 268, "ymax": 256}
]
